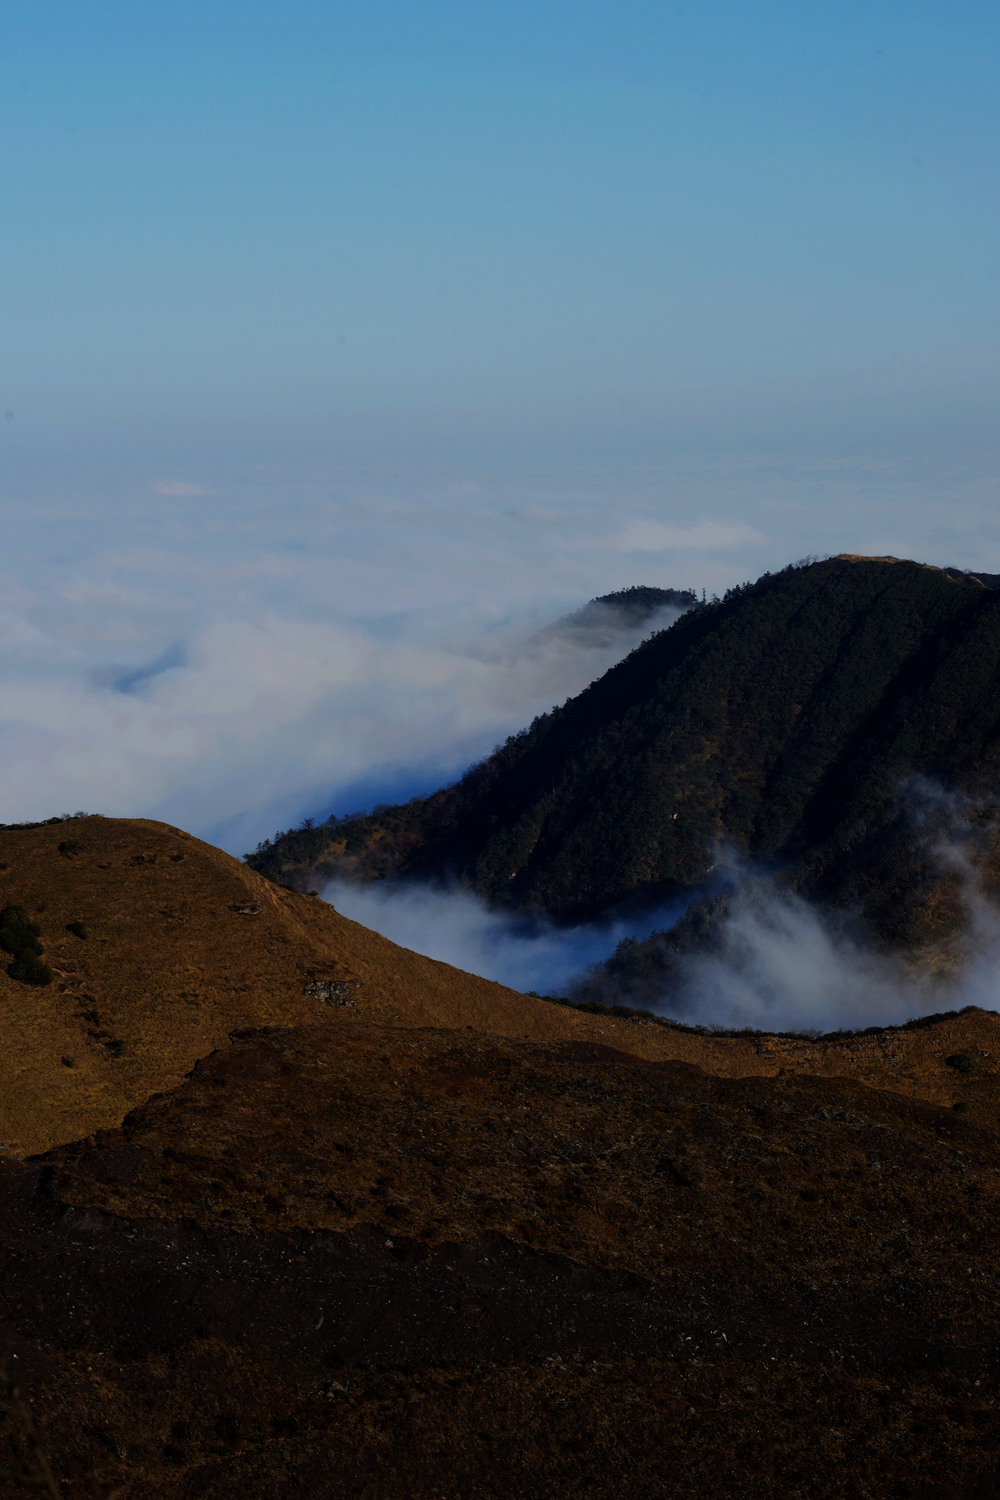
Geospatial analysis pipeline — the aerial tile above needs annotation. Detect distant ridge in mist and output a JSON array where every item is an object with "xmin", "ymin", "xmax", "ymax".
[{"xmin": 535, "ymin": 585, "xmax": 698, "ymax": 650}]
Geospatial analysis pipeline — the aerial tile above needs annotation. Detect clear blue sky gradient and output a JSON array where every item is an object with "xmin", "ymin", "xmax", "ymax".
[{"xmin": 2, "ymin": 0, "xmax": 998, "ymax": 436}]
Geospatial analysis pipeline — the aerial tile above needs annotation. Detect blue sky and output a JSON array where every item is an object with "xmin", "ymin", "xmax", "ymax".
[
  {"xmin": 3, "ymin": 0, "xmax": 998, "ymax": 437},
  {"xmin": 0, "ymin": 0, "xmax": 998, "ymax": 847}
]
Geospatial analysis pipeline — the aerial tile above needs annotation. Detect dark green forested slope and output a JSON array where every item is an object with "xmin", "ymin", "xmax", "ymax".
[{"xmin": 248, "ymin": 557, "xmax": 1000, "ymax": 923}]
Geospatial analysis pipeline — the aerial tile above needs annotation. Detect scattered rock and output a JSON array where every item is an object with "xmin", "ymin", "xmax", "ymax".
[{"xmin": 305, "ymin": 979, "xmax": 359, "ymax": 1006}]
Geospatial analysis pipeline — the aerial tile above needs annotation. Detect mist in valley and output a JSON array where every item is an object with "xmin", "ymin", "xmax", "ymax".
[
  {"xmin": 325, "ymin": 877, "xmax": 691, "ymax": 999},
  {"xmin": 326, "ymin": 792, "xmax": 1000, "ymax": 1035}
]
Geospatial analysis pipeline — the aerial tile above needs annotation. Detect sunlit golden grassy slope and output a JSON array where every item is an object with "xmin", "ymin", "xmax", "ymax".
[{"xmin": 1, "ymin": 815, "xmax": 999, "ymax": 1155}]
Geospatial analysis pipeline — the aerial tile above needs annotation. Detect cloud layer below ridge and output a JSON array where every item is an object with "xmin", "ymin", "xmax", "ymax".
[{"xmin": 2, "ymin": 437, "xmax": 999, "ymax": 859}]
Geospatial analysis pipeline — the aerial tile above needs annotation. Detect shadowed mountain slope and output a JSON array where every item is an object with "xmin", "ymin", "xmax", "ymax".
[
  {"xmin": 248, "ymin": 557, "xmax": 1000, "ymax": 932},
  {"xmin": 4, "ymin": 1019, "xmax": 1000, "ymax": 1497}
]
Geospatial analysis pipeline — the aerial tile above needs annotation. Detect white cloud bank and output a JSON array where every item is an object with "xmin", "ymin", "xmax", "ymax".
[{"xmin": 0, "ymin": 474, "xmax": 716, "ymax": 853}]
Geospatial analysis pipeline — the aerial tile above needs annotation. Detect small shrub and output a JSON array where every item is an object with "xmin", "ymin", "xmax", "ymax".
[
  {"xmin": 61, "ymin": 1055, "xmax": 75, "ymax": 1068},
  {"xmin": 104, "ymin": 1038, "xmax": 126, "ymax": 1058},
  {"xmin": 65, "ymin": 920, "xmax": 90, "ymax": 939},
  {"xmin": 0, "ymin": 904, "xmax": 52, "ymax": 985},
  {"xmin": 6, "ymin": 952, "xmax": 53, "ymax": 985},
  {"xmin": 0, "ymin": 905, "xmax": 41, "ymax": 956},
  {"xmin": 953, "ymin": 1101, "xmax": 969, "ymax": 1113},
  {"xmin": 945, "ymin": 1053, "xmax": 979, "ymax": 1075},
  {"xmin": 58, "ymin": 837, "xmax": 82, "ymax": 855}
]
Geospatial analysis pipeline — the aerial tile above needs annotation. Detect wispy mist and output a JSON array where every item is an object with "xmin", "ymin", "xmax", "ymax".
[
  {"xmin": 671, "ymin": 886, "xmax": 920, "ymax": 1033},
  {"xmin": 670, "ymin": 857, "xmax": 1000, "ymax": 1034},
  {"xmin": 325, "ymin": 879, "xmax": 688, "ymax": 997},
  {"xmin": 324, "ymin": 873, "xmax": 919, "ymax": 1032},
  {"xmin": 324, "ymin": 787, "xmax": 1000, "ymax": 1033}
]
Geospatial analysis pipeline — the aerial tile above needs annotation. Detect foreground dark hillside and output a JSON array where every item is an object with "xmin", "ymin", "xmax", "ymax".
[
  {"xmin": 249, "ymin": 557, "xmax": 1000, "ymax": 929},
  {"xmin": 4, "ymin": 1019, "xmax": 1000, "ymax": 1498}
]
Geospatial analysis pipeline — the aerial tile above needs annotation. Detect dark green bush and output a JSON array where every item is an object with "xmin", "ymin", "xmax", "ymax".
[
  {"xmin": 0, "ymin": 904, "xmax": 52, "ymax": 985},
  {"xmin": 104, "ymin": 1038, "xmax": 126, "ymax": 1058},
  {"xmin": 0, "ymin": 904, "xmax": 41, "ymax": 956},
  {"xmin": 58, "ymin": 837, "xmax": 82, "ymax": 855},
  {"xmin": 65, "ymin": 920, "xmax": 90, "ymax": 939},
  {"xmin": 5, "ymin": 952, "xmax": 53, "ymax": 985},
  {"xmin": 945, "ymin": 1053, "xmax": 979, "ymax": 1074}
]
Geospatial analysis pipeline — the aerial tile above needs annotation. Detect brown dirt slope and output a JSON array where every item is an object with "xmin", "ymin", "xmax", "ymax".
[
  {"xmin": 3, "ymin": 1022, "xmax": 1000, "ymax": 1498},
  {"xmin": 3, "ymin": 816, "xmax": 1000, "ymax": 1156}
]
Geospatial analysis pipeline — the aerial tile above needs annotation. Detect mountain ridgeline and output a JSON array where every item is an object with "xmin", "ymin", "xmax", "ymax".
[{"xmin": 248, "ymin": 557, "xmax": 1000, "ymax": 937}]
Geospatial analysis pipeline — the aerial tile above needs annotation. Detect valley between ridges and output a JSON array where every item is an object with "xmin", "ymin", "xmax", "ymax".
[{"xmin": 1, "ymin": 814, "xmax": 997, "ymax": 1158}]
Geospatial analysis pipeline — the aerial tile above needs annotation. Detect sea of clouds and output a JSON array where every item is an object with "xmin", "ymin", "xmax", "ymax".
[
  {"xmin": 0, "ymin": 452, "xmax": 775, "ymax": 855},
  {"xmin": 3, "ymin": 428, "xmax": 1000, "ymax": 1027}
]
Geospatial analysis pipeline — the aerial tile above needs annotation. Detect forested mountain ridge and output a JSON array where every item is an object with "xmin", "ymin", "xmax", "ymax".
[{"xmin": 248, "ymin": 556, "xmax": 1000, "ymax": 926}]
